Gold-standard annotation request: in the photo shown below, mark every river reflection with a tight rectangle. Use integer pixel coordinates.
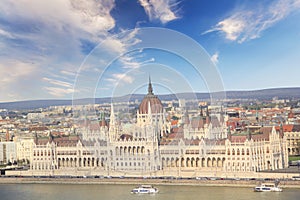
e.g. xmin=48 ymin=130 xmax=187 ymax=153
xmin=0 ymin=184 xmax=299 ymax=200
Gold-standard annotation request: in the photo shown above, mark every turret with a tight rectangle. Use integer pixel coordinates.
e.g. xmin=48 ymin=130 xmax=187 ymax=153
xmin=109 ymin=103 xmax=116 ymax=141
xmin=100 ymin=112 xmax=106 ymax=127
xmin=206 ymin=107 xmax=210 ymax=124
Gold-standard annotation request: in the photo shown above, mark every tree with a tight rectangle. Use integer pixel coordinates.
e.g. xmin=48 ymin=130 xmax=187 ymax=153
xmin=171 ymin=116 xmax=179 ymax=120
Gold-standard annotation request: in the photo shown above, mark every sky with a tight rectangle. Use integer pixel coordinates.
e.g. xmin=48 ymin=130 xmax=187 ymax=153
xmin=0 ymin=0 xmax=300 ymax=102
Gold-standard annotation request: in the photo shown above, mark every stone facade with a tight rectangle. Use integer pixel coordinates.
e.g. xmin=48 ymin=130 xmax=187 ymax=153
xmin=16 ymin=137 xmax=34 ymax=163
xmin=0 ymin=141 xmax=16 ymax=164
xmin=26 ymin=80 xmax=289 ymax=177
xmin=280 ymin=124 xmax=300 ymax=156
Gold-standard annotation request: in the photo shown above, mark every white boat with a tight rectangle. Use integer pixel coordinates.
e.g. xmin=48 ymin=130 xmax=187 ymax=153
xmin=131 ymin=185 xmax=159 ymax=194
xmin=254 ymin=181 xmax=282 ymax=192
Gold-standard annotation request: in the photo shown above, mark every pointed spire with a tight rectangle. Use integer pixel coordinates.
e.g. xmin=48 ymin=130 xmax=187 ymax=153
xmin=110 ymin=103 xmax=115 ymax=125
xmin=206 ymin=106 xmax=210 ymax=124
xmin=184 ymin=109 xmax=190 ymax=124
xmin=200 ymin=106 xmax=203 ymax=117
xmin=206 ymin=106 xmax=209 ymax=117
xmin=100 ymin=112 xmax=106 ymax=127
xmin=109 ymin=103 xmax=116 ymax=142
xmin=227 ymin=126 xmax=232 ymax=141
xmin=279 ymin=122 xmax=284 ymax=138
xmin=49 ymin=132 xmax=54 ymax=142
xmin=148 ymin=75 xmax=154 ymax=95
xmin=5 ymin=129 xmax=10 ymax=141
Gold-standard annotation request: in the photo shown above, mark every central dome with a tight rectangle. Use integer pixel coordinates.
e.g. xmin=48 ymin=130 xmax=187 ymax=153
xmin=138 ymin=77 xmax=163 ymax=114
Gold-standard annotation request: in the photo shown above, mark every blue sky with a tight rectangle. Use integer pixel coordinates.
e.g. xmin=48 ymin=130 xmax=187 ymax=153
xmin=0 ymin=0 xmax=300 ymax=102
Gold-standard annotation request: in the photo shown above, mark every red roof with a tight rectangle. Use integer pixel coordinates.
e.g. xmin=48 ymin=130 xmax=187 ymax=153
xmin=230 ymin=135 xmax=247 ymax=143
xmin=171 ymin=120 xmax=178 ymax=125
xmin=275 ymin=124 xmax=293 ymax=132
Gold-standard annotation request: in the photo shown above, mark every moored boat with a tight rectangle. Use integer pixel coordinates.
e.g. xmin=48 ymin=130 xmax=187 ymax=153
xmin=131 ymin=185 xmax=159 ymax=194
xmin=254 ymin=181 xmax=282 ymax=192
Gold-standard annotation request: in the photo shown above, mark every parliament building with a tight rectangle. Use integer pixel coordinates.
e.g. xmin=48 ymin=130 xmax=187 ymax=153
xmin=25 ymin=79 xmax=289 ymax=178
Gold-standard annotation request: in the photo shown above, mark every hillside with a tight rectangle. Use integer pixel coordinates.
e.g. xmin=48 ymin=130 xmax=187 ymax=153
xmin=0 ymin=87 xmax=299 ymax=110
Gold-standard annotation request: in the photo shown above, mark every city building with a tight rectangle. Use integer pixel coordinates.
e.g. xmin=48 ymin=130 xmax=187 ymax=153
xmin=279 ymin=124 xmax=300 ymax=156
xmin=18 ymin=79 xmax=289 ymax=177
xmin=0 ymin=141 xmax=16 ymax=164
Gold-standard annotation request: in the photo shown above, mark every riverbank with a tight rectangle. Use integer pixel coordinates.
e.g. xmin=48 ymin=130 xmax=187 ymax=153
xmin=1 ymin=177 xmax=300 ymax=188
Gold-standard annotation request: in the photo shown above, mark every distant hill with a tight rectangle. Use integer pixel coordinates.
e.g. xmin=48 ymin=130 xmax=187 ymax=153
xmin=225 ymin=87 xmax=300 ymax=100
xmin=1 ymin=87 xmax=300 ymax=110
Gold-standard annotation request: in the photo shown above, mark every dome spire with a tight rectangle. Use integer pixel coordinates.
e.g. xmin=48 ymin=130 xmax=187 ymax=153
xmin=138 ymin=75 xmax=163 ymax=114
xmin=148 ymin=75 xmax=154 ymax=95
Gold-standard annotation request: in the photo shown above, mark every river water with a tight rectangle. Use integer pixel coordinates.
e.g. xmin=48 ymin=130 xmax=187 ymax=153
xmin=0 ymin=184 xmax=299 ymax=200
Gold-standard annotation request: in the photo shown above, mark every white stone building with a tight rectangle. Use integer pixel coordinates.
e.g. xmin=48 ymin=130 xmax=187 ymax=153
xmin=25 ymin=79 xmax=289 ymax=177
xmin=0 ymin=141 xmax=16 ymax=164
xmin=16 ymin=137 xmax=35 ymax=163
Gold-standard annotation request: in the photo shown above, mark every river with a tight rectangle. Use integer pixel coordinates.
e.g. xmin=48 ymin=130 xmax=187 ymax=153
xmin=0 ymin=184 xmax=299 ymax=200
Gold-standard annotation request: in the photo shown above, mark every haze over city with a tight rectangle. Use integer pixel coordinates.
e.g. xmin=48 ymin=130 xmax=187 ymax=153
xmin=0 ymin=0 xmax=300 ymax=102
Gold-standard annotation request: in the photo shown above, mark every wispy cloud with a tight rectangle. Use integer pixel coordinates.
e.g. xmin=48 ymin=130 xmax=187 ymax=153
xmin=0 ymin=28 xmax=15 ymax=39
xmin=0 ymin=0 xmax=117 ymax=101
xmin=43 ymin=87 xmax=74 ymax=97
xmin=211 ymin=52 xmax=219 ymax=65
xmin=139 ymin=0 xmax=181 ymax=24
xmin=203 ymin=0 xmax=300 ymax=43
xmin=60 ymin=70 xmax=77 ymax=77
xmin=0 ymin=0 xmax=115 ymax=40
xmin=106 ymin=73 xmax=134 ymax=85
xmin=120 ymin=49 xmax=155 ymax=69
xmin=161 ymin=77 xmax=174 ymax=84
xmin=0 ymin=0 xmax=115 ymax=62
xmin=42 ymin=77 xmax=75 ymax=97
xmin=100 ymin=29 xmax=141 ymax=56
xmin=0 ymin=60 xmax=40 ymax=101
xmin=43 ymin=77 xmax=73 ymax=88
xmin=0 ymin=60 xmax=38 ymax=85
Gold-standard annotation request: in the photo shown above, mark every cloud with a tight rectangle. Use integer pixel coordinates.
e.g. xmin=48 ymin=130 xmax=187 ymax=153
xmin=43 ymin=87 xmax=74 ymax=97
xmin=42 ymin=74 xmax=81 ymax=97
xmin=0 ymin=0 xmax=115 ymax=39
xmin=60 ymin=70 xmax=77 ymax=77
xmin=120 ymin=49 xmax=155 ymax=69
xmin=211 ymin=52 xmax=219 ymax=65
xmin=139 ymin=0 xmax=181 ymax=24
xmin=0 ymin=60 xmax=38 ymax=86
xmin=0 ymin=60 xmax=40 ymax=101
xmin=0 ymin=0 xmax=119 ymax=101
xmin=0 ymin=0 xmax=116 ymax=59
xmin=101 ymin=28 xmax=141 ymax=56
xmin=43 ymin=77 xmax=73 ymax=88
xmin=0 ymin=28 xmax=15 ymax=39
xmin=160 ymin=77 xmax=174 ymax=84
xmin=121 ymin=57 xmax=155 ymax=69
xmin=111 ymin=73 xmax=134 ymax=84
xmin=76 ymin=28 xmax=143 ymax=85
xmin=203 ymin=0 xmax=300 ymax=43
